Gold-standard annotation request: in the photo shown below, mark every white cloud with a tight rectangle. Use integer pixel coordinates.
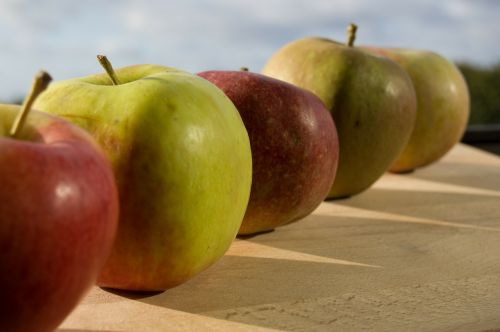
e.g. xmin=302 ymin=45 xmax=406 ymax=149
xmin=0 ymin=0 xmax=499 ymax=101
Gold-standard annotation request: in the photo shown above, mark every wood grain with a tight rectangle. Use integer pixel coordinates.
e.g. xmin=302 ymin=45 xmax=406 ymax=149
xmin=58 ymin=144 xmax=500 ymax=331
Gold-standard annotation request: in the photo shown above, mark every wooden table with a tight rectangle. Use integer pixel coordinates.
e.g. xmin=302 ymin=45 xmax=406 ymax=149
xmin=58 ymin=144 xmax=500 ymax=332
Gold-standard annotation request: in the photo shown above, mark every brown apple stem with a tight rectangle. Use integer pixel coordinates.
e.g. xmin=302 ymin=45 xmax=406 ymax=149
xmin=346 ymin=23 xmax=358 ymax=47
xmin=97 ymin=55 xmax=120 ymax=85
xmin=240 ymin=67 xmax=249 ymax=72
xmin=9 ymin=71 xmax=52 ymax=138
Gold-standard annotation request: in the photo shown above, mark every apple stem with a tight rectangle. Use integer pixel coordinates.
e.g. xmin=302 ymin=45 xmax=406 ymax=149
xmin=240 ymin=67 xmax=249 ymax=72
xmin=346 ymin=23 xmax=358 ymax=47
xmin=97 ymin=55 xmax=120 ymax=85
xmin=9 ymin=71 xmax=52 ymax=138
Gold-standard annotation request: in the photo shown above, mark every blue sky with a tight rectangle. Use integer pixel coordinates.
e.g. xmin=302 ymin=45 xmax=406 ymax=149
xmin=1 ymin=0 xmax=499 ymax=101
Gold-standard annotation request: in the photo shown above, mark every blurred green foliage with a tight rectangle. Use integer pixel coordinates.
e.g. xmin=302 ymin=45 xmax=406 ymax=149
xmin=458 ymin=63 xmax=500 ymax=125
xmin=11 ymin=98 xmax=23 ymax=105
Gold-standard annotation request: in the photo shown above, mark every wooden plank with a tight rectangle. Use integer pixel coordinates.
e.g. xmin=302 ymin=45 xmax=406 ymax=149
xmin=58 ymin=144 xmax=500 ymax=331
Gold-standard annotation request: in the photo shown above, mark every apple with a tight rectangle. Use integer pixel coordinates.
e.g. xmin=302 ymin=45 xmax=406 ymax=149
xmin=0 ymin=72 xmax=119 ymax=332
xmin=33 ymin=57 xmax=252 ymax=291
xmin=198 ymin=70 xmax=339 ymax=235
xmin=262 ymin=24 xmax=417 ymax=198
xmin=362 ymin=47 xmax=470 ymax=173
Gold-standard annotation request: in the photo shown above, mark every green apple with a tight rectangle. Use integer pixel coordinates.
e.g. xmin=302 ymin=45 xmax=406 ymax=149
xmin=262 ymin=24 xmax=417 ymax=198
xmin=363 ymin=47 xmax=470 ymax=172
xmin=33 ymin=57 xmax=252 ymax=291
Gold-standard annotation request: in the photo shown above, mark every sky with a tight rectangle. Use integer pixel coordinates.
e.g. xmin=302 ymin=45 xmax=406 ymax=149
xmin=0 ymin=0 xmax=499 ymax=101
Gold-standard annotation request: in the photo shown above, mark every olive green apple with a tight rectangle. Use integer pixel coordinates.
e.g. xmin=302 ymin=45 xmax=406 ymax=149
xmin=34 ymin=58 xmax=252 ymax=291
xmin=363 ymin=47 xmax=470 ymax=173
xmin=262 ymin=24 xmax=417 ymax=198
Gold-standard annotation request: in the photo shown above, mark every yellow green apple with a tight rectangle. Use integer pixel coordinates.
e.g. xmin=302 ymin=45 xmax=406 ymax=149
xmin=34 ymin=58 xmax=252 ymax=291
xmin=363 ymin=47 xmax=470 ymax=172
xmin=262 ymin=24 xmax=417 ymax=198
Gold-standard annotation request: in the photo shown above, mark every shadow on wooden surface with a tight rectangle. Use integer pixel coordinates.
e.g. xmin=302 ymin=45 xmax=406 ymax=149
xmin=332 ymin=188 xmax=500 ymax=230
xmin=129 ymin=182 xmax=500 ymax=330
xmin=58 ymin=329 xmax=121 ymax=332
xmin=100 ymin=287 xmax=162 ymax=301
xmin=129 ymin=226 xmax=384 ymax=313
xmin=60 ymin=145 xmax=500 ymax=331
xmin=410 ymin=159 xmax=500 ymax=193
xmin=131 ymin=207 xmax=500 ymax=331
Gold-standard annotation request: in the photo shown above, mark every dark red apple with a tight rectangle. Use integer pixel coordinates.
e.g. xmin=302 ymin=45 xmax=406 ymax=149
xmin=198 ymin=70 xmax=339 ymax=235
xmin=0 ymin=72 xmax=119 ymax=332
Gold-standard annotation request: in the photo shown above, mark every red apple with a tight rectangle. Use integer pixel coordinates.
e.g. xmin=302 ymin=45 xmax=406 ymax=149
xmin=198 ymin=70 xmax=339 ymax=235
xmin=0 ymin=72 xmax=119 ymax=332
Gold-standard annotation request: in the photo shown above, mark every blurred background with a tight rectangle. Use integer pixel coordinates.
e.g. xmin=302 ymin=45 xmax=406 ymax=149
xmin=1 ymin=0 xmax=499 ymax=127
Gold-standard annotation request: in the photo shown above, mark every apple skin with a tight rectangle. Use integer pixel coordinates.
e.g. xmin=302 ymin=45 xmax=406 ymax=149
xmin=0 ymin=106 xmax=118 ymax=332
xmin=33 ymin=65 xmax=252 ymax=291
xmin=363 ymin=47 xmax=470 ymax=173
xmin=198 ymin=70 xmax=339 ymax=235
xmin=262 ymin=37 xmax=417 ymax=198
